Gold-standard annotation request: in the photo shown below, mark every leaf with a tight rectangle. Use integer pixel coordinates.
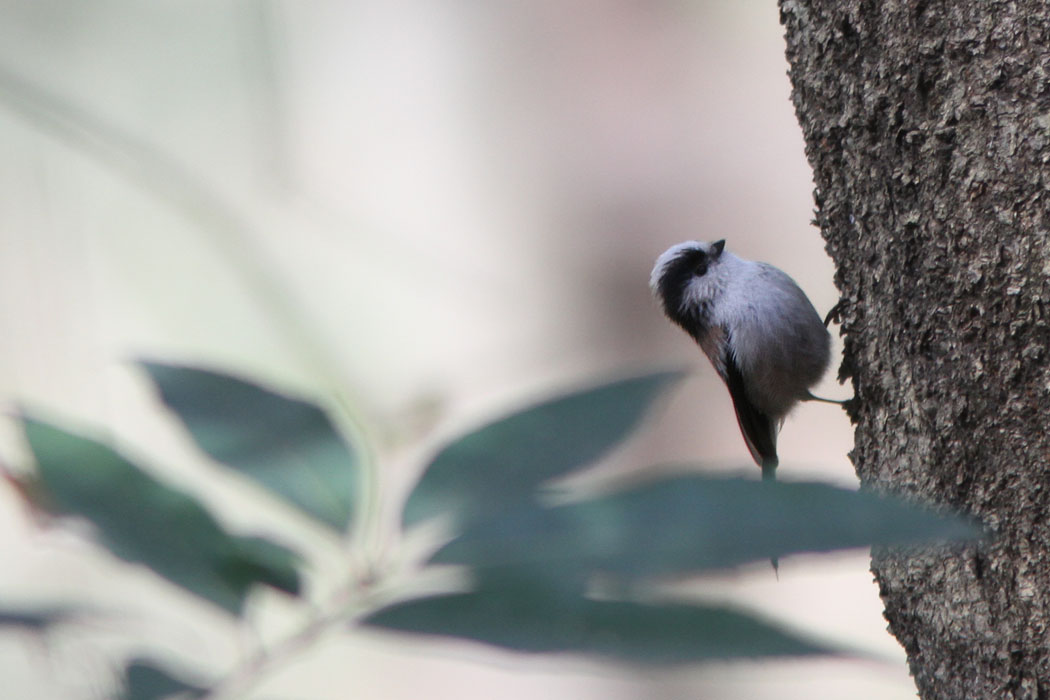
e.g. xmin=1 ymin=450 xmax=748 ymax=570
xmin=122 ymin=658 xmax=207 ymax=700
xmin=402 ymin=371 xmax=683 ymax=527
xmin=224 ymin=535 xmax=302 ymax=596
xmin=141 ymin=362 xmax=358 ymax=532
xmin=23 ymin=419 xmax=301 ymax=614
xmin=430 ymin=475 xmax=982 ymax=576
xmin=364 ymin=577 xmax=833 ymax=664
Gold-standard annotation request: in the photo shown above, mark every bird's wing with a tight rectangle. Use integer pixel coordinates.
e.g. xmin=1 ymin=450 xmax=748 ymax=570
xmin=722 ymin=346 xmax=779 ymax=479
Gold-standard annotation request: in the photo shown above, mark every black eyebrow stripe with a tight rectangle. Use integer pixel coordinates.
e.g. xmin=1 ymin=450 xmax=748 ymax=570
xmin=656 ymin=249 xmax=707 ymax=320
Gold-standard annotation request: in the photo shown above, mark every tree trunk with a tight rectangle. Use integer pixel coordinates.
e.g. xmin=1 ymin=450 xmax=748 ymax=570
xmin=779 ymin=1 xmax=1050 ymax=698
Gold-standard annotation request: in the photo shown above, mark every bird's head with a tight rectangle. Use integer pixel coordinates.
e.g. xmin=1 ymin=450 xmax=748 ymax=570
xmin=649 ymin=239 xmax=728 ymax=330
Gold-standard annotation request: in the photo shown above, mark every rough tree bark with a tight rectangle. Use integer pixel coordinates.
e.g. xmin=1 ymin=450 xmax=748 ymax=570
xmin=779 ymin=1 xmax=1050 ymax=698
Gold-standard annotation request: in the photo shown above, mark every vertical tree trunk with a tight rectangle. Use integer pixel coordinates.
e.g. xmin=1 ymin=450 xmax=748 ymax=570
xmin=779 ymin=1 xmax=1050 ymax=698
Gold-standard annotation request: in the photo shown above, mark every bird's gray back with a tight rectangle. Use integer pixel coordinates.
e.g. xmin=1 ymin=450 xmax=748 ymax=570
xmin=714 ymin=260 xmax=831 ymax=416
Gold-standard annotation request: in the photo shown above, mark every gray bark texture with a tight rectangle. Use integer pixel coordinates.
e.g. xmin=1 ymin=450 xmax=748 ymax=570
xmin=779 ymin=1 xmax=1050 ymax=698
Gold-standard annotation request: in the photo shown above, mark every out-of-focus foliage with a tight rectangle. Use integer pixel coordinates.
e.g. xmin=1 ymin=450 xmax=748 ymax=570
xmin=24 ymin=418 xmax=302 ymax=615
xmin=142 ymin=361 xmax=359 ymax=532
xmin=120 ymin=658 xmax=207 ymax=700
xmin=363 ymin=574 xmax=834 ymax=663
xmin=429 ymin=475 xmax=978 ymax=576
xmin=402 ymin=371 xmax=683 ymax=527
xmin=11 ymin=366 xmax=980 ymax=696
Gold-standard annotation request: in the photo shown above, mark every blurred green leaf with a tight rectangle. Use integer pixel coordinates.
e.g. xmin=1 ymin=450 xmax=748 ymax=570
xmin=403 ymin=371 xmax=683 ymax=527
xmin=431 ymin=475 xmax=982 ymax=576
xmin=23 ymin=419 xmax=301 ymax=615
xmin=364 ymin=576 xmax=832 ymax=663
xmin=224 ymin=534 xmax=302 ymax=596
xmin=141 ymin=362 xmax=358 ymax=532
xmin=122 ymin=658 xmax=206 ymax=700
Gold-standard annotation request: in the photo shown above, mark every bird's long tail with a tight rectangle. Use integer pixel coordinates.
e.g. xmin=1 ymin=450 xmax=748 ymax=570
xmin=761 ymin=457 xmax=778 ymax=482
xmin=762 ymin=457 xmax=779 ymax=575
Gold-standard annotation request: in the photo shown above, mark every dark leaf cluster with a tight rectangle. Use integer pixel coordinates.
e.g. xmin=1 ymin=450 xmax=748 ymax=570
xmin=9 ymin=364 xmax=980 ymax=696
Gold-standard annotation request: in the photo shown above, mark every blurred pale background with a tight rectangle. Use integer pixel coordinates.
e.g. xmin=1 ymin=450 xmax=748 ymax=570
xmin=0 ymin=2 xmax=915 ymax=698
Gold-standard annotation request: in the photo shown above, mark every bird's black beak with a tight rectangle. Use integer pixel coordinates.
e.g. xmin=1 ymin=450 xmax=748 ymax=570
xmin=710 ymin=239 xmax=726 ymax=258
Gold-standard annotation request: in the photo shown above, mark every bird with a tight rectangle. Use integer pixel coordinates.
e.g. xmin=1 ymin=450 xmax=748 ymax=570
xmin=650 ymin=239 xmax=836 ymax=481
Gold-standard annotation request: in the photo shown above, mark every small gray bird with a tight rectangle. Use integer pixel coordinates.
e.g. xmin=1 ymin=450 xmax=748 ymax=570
xmin=650 ymin=239 xmax=833 ymax=480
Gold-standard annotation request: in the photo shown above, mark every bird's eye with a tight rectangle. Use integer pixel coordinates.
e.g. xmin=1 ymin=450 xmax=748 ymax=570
xmin=693 ymin=261 xmax=708 ymax=277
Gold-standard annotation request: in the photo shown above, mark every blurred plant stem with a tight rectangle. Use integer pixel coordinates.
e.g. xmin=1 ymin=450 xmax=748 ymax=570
xmin=202 ymin=605 xmax=347 ymax=700
xmin=202 ymin=561 xmax=413 ymax=699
